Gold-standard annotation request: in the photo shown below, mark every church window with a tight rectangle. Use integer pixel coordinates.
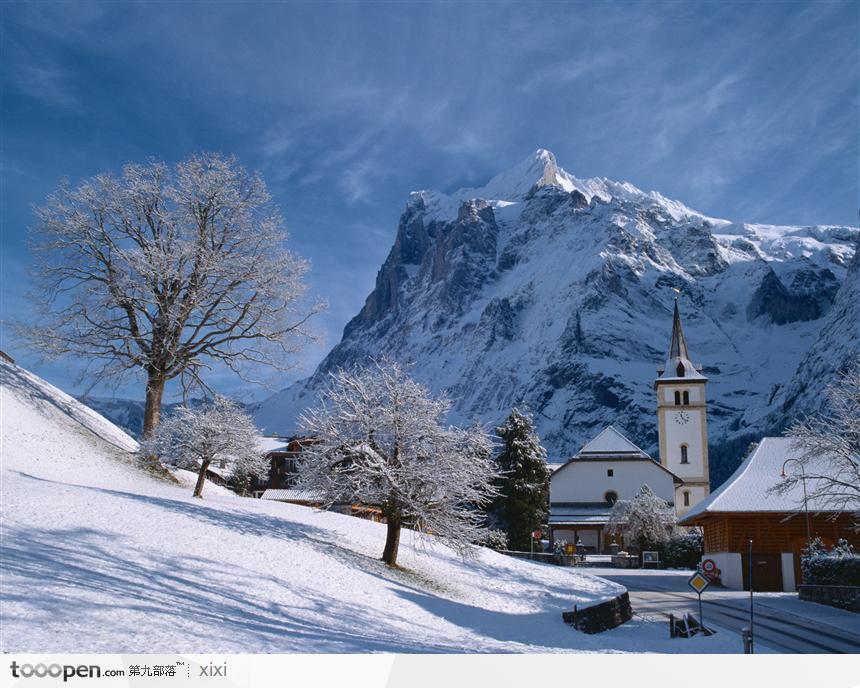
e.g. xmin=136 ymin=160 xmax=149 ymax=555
xmin=683 ymin=490 xmax=690 ymax=506
xmin=676 ymin=361 xmax=686 ymax=377
xmin=674 ymin=391 xmax=681 ymax=405
xmin=680 ymin=445 xmax=689 ymax=464
xmin=683 ymin=391 xmax=690 ymax=405
xmin=604 ymin=491 xmax=618 ymax=505
xmin=607 ymin=469 xmax=614 ymax=477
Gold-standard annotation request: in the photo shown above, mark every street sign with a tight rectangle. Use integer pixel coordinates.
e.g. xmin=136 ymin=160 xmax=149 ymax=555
xmin=532 ymin=530 xmax=542 ymax=540
xmin=702 ymin=559 xmax=717 ymax=574
xmin=688 ymin=571 xmax=710 ymax=594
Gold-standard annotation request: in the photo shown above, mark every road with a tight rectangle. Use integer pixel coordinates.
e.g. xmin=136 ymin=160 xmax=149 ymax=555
xmin=591 ymin=568 xmax=860 ymax=654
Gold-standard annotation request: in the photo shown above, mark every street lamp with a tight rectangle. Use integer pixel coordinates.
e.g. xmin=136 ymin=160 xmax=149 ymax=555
xmin=780 ymin=457 xmax=812 ymax=553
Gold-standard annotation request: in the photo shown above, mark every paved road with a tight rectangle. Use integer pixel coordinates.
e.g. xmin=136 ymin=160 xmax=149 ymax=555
xmin=592 ymin=568 xmax=860 ymax=654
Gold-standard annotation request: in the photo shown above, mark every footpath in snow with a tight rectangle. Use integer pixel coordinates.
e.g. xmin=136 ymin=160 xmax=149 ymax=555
xmin=1 ymin=359 xmax=732 ymax=653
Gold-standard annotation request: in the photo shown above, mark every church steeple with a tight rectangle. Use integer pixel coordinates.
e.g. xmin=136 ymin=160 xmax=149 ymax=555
xmin=668 ymin=299 xmax=690 ymax=361
xmin=655 ymin=297 xmax=710 ymax=516
xmin=658 ymin=298 xmax=706 ymax=382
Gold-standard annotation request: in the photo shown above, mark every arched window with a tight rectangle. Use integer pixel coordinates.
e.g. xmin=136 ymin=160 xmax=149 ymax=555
xmin=683 ymin=490 xmax=690 ymax=507
xmin=680 ymin=445 xmax=689 ymax=464
xmin=604 ymin=490 xmax=618 ymax=505
xmin=674 ymin=391 xmax=681 ymax=405
xmin=683 ymin=391 xmax=690 ymax=405
xmin=676 ymin=361 xmax=686 ymax=377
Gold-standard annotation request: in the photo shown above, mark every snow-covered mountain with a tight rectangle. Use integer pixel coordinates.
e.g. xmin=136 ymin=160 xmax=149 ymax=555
xmin=253 ymin=150 xmax=857 ymax=481
xmin=771 ymin=235 xmax=860 ymax=422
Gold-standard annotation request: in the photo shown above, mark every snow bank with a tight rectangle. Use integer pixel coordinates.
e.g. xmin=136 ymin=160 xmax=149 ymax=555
xmin=1 ymin=359 xmax=724 ymax=653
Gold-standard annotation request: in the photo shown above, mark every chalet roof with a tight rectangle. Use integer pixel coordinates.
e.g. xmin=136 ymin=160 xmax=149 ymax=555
xmin=576 ymin=426 xmax=649 ymax=458
xmin=679 ymin=437 xmax=844 ymax=524
xmin=260 ymin=488 xmax=324 ymax=503
xmin=256 ymin=436 xmax=291 ymax=454
xmin=656 ymin=300 xmax=706 ymax=383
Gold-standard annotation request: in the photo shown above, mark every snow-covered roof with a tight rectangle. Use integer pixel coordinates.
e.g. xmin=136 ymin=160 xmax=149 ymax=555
xmin=549 ymin=504 xmax=613 ymax=526
xmin=680 ymin=436 xmax=842 ymax=523
xmin=576 ymin=426 xmax=650 ymax=458
xmin=260 ymin=488 xmax=324 ymax=503
xmin=256 ymin=436 xmax=291 ymax=454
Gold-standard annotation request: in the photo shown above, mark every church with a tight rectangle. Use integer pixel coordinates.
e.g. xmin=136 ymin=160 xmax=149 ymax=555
xmin=548 ymin=300 xmax=711 ymax=552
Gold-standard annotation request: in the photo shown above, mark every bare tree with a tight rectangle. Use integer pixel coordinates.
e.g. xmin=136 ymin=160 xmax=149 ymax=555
xmin=142 ymin=396 xmax=268 ymax=498
xmin=24 ymin=152 xmax=323 ymax=438
xmin=297 ymin=360 xmax=498 ymax=567
xmin=774 ymin=364 xmax=860 ymax=526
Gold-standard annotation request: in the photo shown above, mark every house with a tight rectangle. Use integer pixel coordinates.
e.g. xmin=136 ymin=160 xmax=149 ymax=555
xmin=678 ymin=437 xmax=857 ymax=591
xmin=549 ymin=426 xmax=681 ymax=553
xmin=250 ymin=435 xmax=317 ymax=498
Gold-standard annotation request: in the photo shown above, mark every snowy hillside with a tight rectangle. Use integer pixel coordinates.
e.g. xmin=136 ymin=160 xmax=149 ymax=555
xmin=253 ymin=150 xmax=857 ymax=482
xmin=0 ymin=358 xmax=725 ymax=653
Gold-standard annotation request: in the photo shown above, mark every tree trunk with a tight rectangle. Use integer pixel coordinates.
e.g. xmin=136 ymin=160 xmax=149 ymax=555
xmin=143 ymin=371 xmax=166 ymax=439
xmin=193 ymin=459 xmax=211 ymax=498
xmin=382 ymin=506 xmax=402 ymax=567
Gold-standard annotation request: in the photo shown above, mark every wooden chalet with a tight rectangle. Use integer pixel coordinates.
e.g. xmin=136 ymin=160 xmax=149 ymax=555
xmin=679 ymin=437 xmax=856 ymax=591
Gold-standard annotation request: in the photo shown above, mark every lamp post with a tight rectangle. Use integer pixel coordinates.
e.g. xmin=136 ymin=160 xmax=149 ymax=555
xmin=780 ymin=457 xmax=812 ymax=553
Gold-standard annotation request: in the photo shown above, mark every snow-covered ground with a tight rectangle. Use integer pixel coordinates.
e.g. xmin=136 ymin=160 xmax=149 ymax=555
xmin=2 ymin=359 xmax=733 ymax=653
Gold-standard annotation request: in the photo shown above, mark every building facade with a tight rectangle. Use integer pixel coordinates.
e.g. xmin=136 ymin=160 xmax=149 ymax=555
xmin=549 ymin=426 xmax=681 ymax=553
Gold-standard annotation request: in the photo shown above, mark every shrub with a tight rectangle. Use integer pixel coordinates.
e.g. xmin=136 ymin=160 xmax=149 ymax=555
xmin=662 ymin=530 xmax=704 ymax=569
xmin=801 ymin=539 xmax=860 ymax=586
xmin=485 ymin=529 xmax=510 ymax=552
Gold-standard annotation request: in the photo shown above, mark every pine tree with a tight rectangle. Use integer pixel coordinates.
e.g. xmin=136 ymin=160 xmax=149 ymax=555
xmin=491 ymin=409 xmax=550 ymax=551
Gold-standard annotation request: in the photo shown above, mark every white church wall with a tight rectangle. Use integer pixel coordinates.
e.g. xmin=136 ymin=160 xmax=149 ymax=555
xmin=662 ymin=409 xmax=706 ymax=480
xmin=675 ymin=485 xmax=708 ymax=516
xmin=550 ymin=460 xmax=675 ymax=505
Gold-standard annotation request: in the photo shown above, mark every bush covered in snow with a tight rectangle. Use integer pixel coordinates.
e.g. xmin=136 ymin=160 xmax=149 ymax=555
xmin=661 ymin=529 xmax=704 ymax=569
xmin=801 ymin=538 xmax=860 ymax=586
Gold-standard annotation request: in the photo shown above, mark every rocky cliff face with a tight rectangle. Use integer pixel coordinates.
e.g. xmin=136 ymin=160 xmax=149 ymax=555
xmin=253 ymin=150 xmax=857 ymax=481
xmin=771 ymin=237 xmax=860 ymax=423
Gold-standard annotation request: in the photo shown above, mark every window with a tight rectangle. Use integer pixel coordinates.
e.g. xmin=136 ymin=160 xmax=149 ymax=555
xmin=674 ymin=391 xmax=681 ymax=405
xmin=604 ymin=491 xmax=618 ymax=505
xmin=607 ymin=469 xmax=614 ymax=477
xmin=683 ymin=490 xmax=690 ymax=507
xmin=676 ymin=361 xmax=686 ymax=377
xmin=683 ymin=390 xmax=690 ymax=405
xmin=680 ymin=445 xmax=689 ymax=464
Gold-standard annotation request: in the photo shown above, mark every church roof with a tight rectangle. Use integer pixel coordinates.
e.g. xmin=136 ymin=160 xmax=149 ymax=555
xmin=656 ymin=299 xmax=706 ymax=382
xmin=576 ymin=425 xmax=650 ymax=458
xmin=679 ymin=437 xmax=844 ymax=523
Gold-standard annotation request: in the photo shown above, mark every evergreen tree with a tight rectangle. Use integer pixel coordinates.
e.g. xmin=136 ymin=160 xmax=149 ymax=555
xmin=491 ymin=409 xmax=550 ymax=551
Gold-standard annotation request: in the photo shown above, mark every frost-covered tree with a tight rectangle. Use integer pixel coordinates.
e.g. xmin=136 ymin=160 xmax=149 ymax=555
xmin=773 ymin=364 xmax=860 ymax=528
xmin=142 ymin=396 xmax=268 ymax=498
xmin=490 ymin=409 xmax=549 ymax=551
xmin=24 ymin=152 xmax=323 ymax=439
xmin=604 ymin=485 xmax=677 ymax=553
xmin=296 ymin=360 xmax=498 ymax=567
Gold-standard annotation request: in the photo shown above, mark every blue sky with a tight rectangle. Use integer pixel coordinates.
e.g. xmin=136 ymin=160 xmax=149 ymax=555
xmin=1 ymin=1 xmax=857 ymax=402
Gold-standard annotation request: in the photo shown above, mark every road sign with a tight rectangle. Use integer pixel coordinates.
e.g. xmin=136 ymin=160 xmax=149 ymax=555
xmin=688 ymin=571 xmax=710 ymax=594
xmin=532 ymin=530 xmax=542 ymax=540
xmin=702 ymin=559 xmax=717 ymax=574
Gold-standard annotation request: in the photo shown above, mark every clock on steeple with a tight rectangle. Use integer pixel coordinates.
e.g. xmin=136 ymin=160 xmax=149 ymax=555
xmin=654 ymin=298 xmax=711 ymax=516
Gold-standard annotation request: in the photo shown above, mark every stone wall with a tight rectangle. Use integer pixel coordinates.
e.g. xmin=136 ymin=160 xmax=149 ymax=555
xmin=798 ymin=585 xmax=860 ymax=613
xmin=562 ymin=592 xmax=633 ymax=633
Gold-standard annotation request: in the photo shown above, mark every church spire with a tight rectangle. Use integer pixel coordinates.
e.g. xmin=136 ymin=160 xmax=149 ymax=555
xmin=667 ymin=298 xmax=690 ymax=361
xmin=657 ymin=297 xmax=705 ymax=380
